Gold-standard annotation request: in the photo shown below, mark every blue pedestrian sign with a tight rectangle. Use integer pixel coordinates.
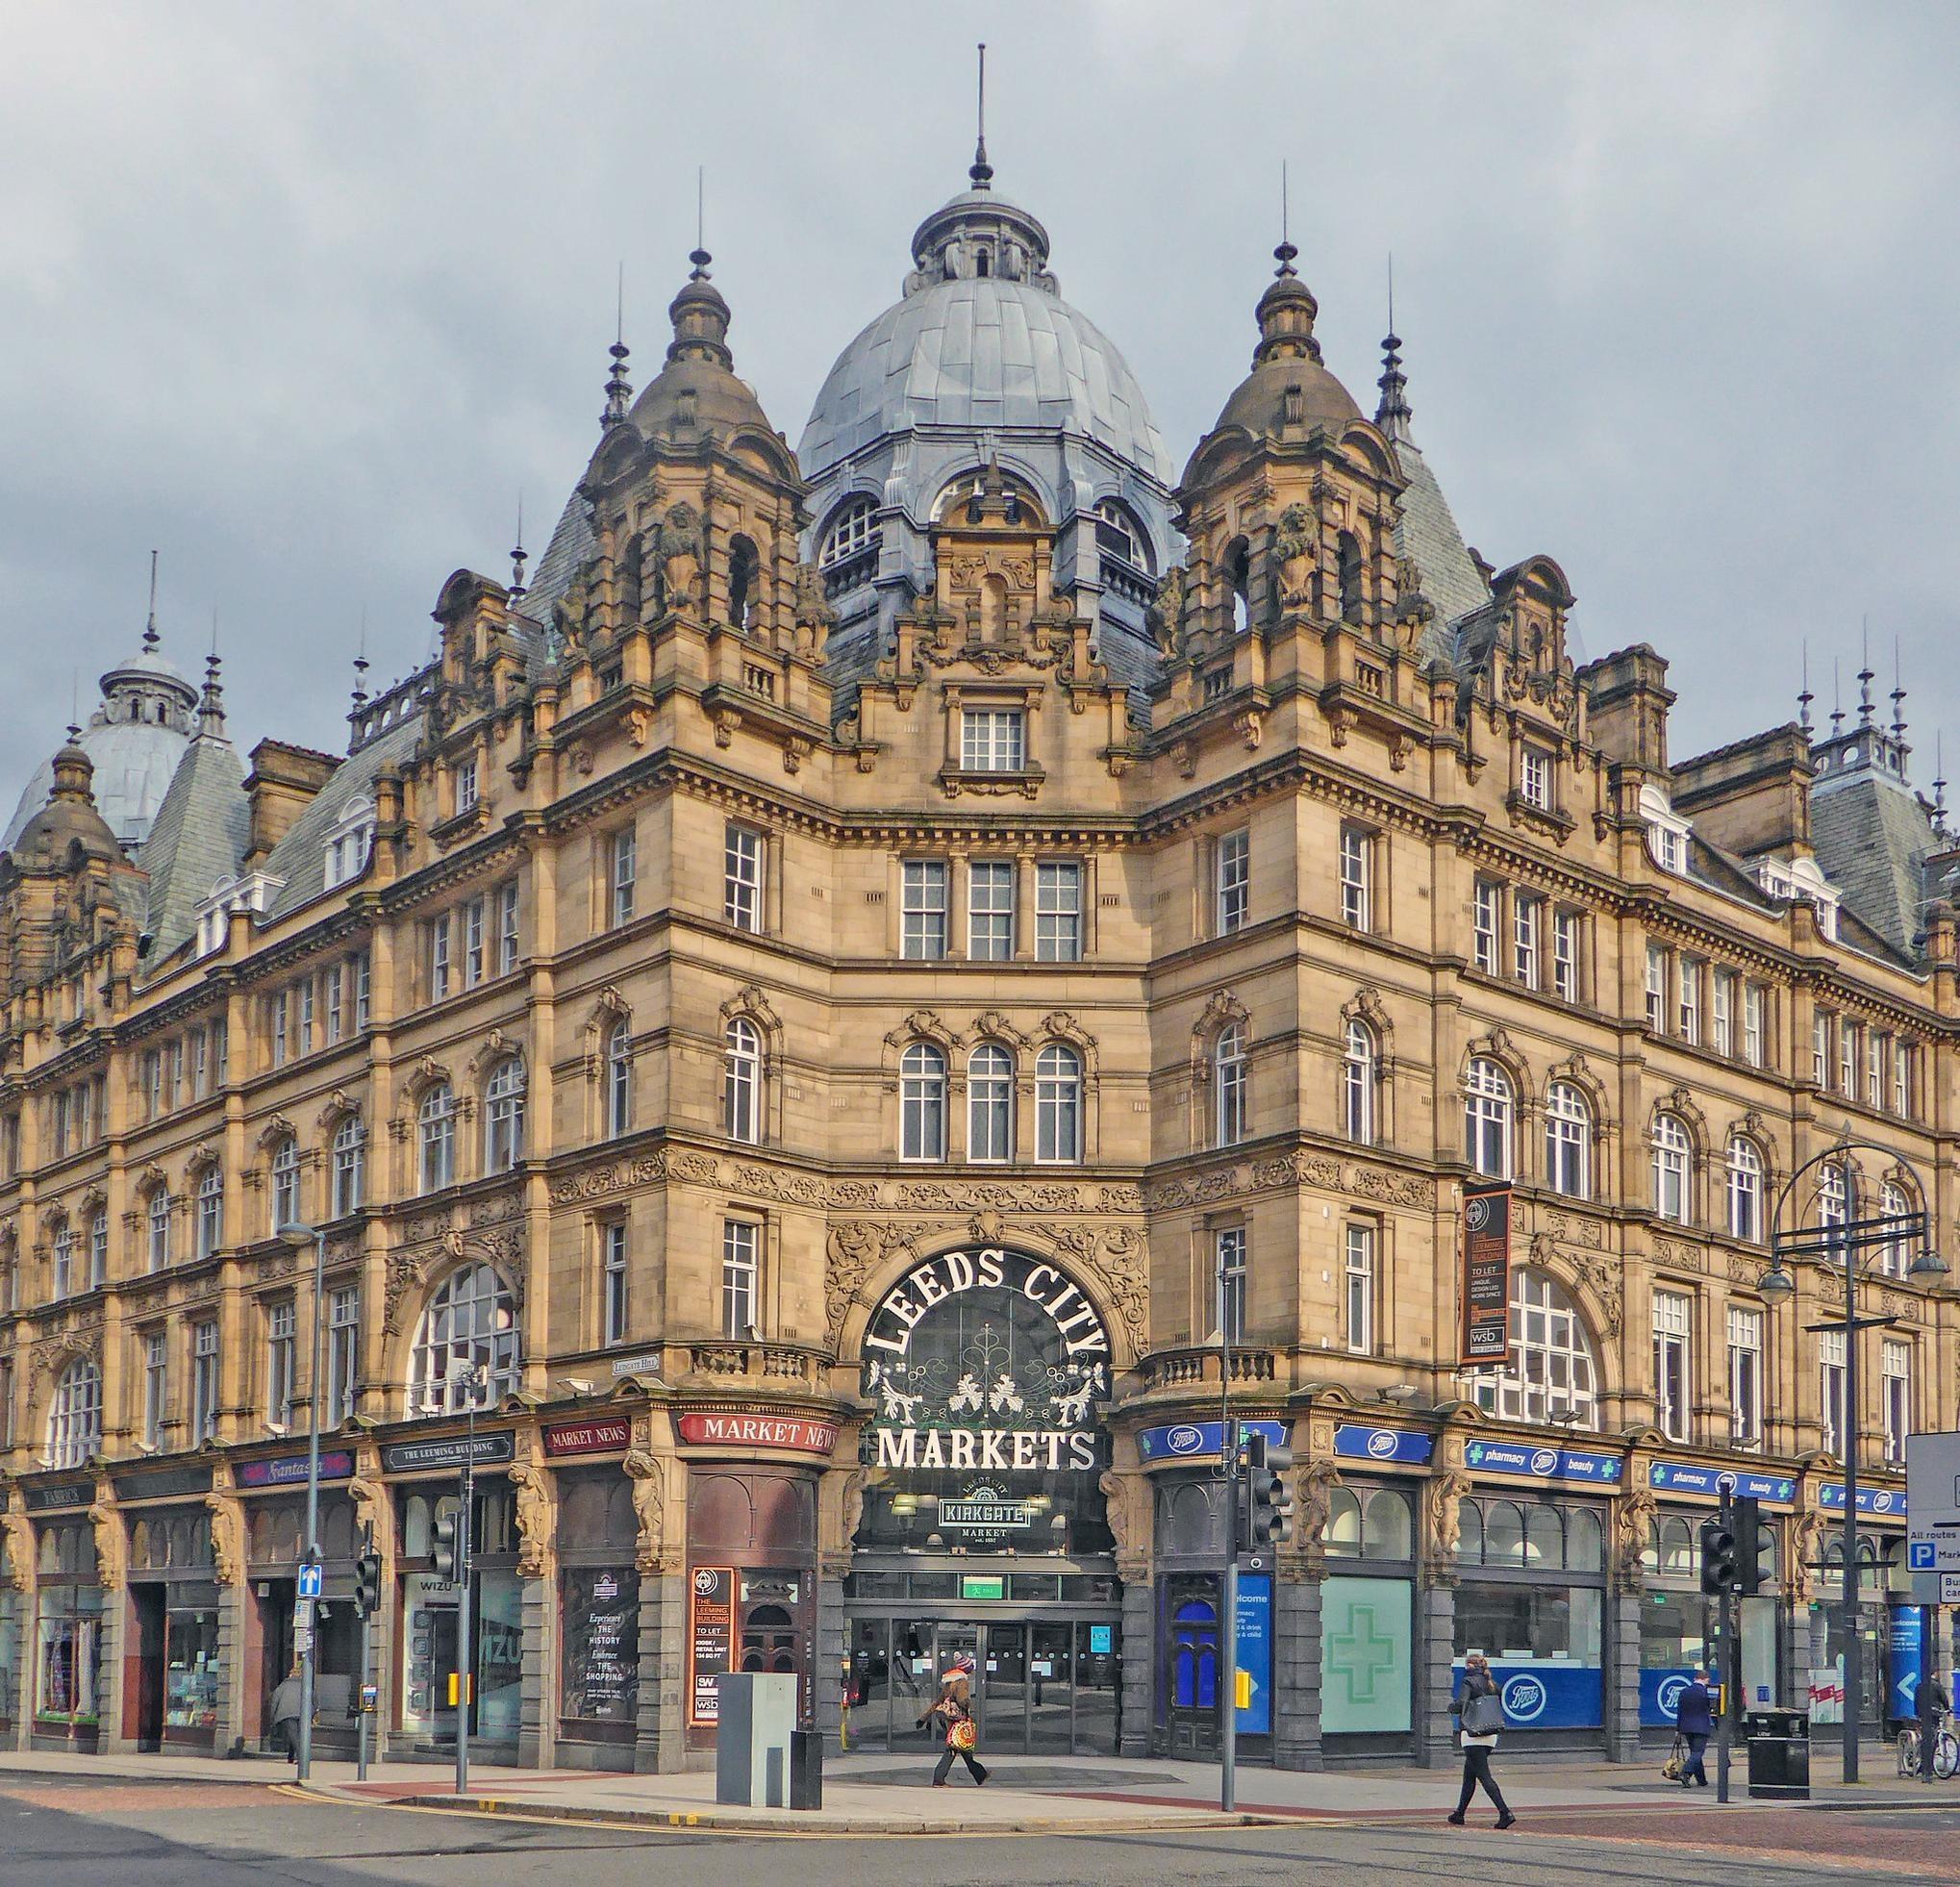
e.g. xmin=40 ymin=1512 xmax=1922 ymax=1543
xmin=296 ymin=1562 xmax=324 ymax=1598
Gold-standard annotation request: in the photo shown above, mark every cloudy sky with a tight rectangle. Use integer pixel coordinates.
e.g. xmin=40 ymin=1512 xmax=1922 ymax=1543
xmin=5 ymin=1 xmax=1958 ymax=810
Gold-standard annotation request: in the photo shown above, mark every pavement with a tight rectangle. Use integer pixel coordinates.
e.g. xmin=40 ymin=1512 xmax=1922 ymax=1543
xmin=0 ymin=1738 xmax=1943 ymax=1836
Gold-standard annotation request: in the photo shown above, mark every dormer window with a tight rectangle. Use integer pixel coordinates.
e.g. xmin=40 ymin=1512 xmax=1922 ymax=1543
xmin=1638 ymin=784 xmax=1690 ymax=875
xmin=322 ymin=795 xmax=375 ymax=893
xmin=1520 ymin=746 xmax=1552 ymax=811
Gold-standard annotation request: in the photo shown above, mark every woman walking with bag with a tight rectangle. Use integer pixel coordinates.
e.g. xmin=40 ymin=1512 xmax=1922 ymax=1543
xmin=918 ymin=1656 xmax=989 ymax=1787
xmin=1447 ymin=1653 xmax=1516 ymax=1828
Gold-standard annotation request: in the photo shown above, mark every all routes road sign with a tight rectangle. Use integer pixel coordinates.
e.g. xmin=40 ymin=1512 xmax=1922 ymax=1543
xmin=1906 ymin=1433 xmax=1960 ymax=1581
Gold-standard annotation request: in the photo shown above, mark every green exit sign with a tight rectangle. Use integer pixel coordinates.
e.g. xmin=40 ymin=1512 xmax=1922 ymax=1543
xmin=960 ymin=1575 xmax=1005 ymax=1600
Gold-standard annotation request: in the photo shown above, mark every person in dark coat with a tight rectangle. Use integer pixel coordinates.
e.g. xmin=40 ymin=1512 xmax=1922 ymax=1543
xmin=1673 ymin=1669 xmax=1716 ymax=1786
xmin=1918 ymin=1669 xmax=1951 ymax=1775
xmin=268 ymin=1663 xmax=305 ymax=1763
xmin=1446 ymin=1654 xmax=1516 ymax=1828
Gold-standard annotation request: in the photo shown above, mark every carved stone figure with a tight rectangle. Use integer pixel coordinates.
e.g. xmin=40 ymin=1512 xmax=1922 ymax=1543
xmin=623 ymin=1443 xmax=666 ymax=1575
xmin=793 ymin=564 xmax=836 ymax=660
xmin=205 ymin=1496 xmax=241 ymax=1587
xmin=1295 ymin=1457 xmax=1344 ymax=1564
xmin=1272 ymin=504 xmax=1316 ymax=607
xmin=657 ymin=502 xmax=702 ymax=611
xmin=1424 ymin=1468 xmax=1474 ymax=1576
xmin=88 ymin=1497 xmax=121 ymax=1589
xmin=0 ymin=1507 xmax=33 ymax=1587
xmin=1614 ymin=1484 xmax=1658 ymax=1595
xmin=1145 ymin=565 xmax=1187 ymax=657
xmin=510 ymin=1457 xmax=552 ymax=1579
xmin=1098 ymin=1469 xmax=1146 ymax=1575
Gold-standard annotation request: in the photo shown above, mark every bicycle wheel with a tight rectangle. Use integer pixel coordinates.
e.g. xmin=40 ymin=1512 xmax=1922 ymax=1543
xmin=1899 ymin=1729 xmax=1921 ymax=1776
xmin=1934 ymin=1732 xmax=1958 ymax=1779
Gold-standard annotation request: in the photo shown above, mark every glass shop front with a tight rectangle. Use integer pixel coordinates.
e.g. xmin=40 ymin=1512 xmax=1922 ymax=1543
xmin=843 ymin=1246 xmax=1122 ymax=1756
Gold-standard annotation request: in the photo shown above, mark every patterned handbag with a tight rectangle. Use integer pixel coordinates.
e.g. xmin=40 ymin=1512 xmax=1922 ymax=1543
xmin=947 ymin=1717 xmax=978 ymax=1751
xmin=1662 ymin=1732 xmax=1685 ymax=1781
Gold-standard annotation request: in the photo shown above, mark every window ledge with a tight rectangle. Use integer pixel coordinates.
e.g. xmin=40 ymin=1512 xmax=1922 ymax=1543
xmin=936 ymin=764 xmax=1045 ymax=801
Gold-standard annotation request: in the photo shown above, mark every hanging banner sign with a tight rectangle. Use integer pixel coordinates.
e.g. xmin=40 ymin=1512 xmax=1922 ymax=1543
xmin=688 ymin=1565 xmax=736 ymax=1725
xmin=1459 ymin=1184 xmax=1512 ymax=1366
xmin=861 ymin=1246 xmax=1111 ymax=1475
xmin=1820 ymin=1482 xmax=1906 ymax=1516
xmin=676 ymin=1412 xmax=838 ymax=1455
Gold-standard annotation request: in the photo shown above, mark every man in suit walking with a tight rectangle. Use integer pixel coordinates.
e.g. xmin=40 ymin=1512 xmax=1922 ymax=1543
xmin=1674 ymin=1668 xmax=1716 ymax=1786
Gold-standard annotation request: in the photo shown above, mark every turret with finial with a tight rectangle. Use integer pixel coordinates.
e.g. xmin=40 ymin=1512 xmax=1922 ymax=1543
xmin=143 ymin=549 xmax=161 ymax=653
xmin=509 ymin=495 xmax=528 ymax=609
xmin=1798 ymin=642 xmax=1814 ymax=734
xmin=602 ymin=263 xmax=632 ymax=429
xmin=1375 ymin=254 xmax=1412 ymax=443
xmin=969 ymin=42 xmax=993 ymax=189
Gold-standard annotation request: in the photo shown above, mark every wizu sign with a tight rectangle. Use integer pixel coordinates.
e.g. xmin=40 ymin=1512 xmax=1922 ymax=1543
xmin=860 ymin=1247 xmax=1111 ymax=1474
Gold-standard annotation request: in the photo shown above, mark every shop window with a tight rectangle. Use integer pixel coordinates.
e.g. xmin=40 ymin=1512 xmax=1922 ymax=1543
xmin=1525 ymin=1505 xmax=1564 ymax=1567
xmin=1456 ymin=1498 xmax=1483 ymax=1563
xmin=1485 ymin=1500 xmax=1526 ymax=1567
xmin=1325 ymin=1487 xmax=1363 ymax=1558
xmin=1362 ymin=1489 xmax=1413 ymax=1559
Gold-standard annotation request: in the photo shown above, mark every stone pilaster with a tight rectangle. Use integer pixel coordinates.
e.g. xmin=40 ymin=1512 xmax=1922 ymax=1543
xmin=1118 ymin=1576 xmax=1152 ymax=1758
xmin=1271 ymin=1569 xmax=1321 ymax=1770
xmin=1416 ymin=1578 xmax=1457 ymax=1767
xmin=815 ymin=1560 xmax=846 ymax=1751
xmin=517 ymin=1573 xmax=551 ymax=1769
xmin=633 ymin=1570 xmax=688 ymax=1773
xmin=95 ymin=1580 xmax=127 ymax=1750
xmin=1605 ymin=1588 xmax=1643 ymax=1760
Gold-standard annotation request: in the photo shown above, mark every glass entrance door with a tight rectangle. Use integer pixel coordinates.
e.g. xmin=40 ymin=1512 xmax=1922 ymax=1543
xmin=1027 ymin=1623 xmax=1073 ymax=1752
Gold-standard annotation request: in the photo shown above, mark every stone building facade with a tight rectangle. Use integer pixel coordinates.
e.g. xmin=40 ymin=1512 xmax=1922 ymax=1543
xmin=1 ymin=148 xmax=1955 ymax=1773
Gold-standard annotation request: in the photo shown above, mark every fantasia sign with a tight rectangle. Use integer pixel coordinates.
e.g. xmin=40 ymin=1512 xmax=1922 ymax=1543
xmin=860 ymin=1247 xmax=1110 ymax=1475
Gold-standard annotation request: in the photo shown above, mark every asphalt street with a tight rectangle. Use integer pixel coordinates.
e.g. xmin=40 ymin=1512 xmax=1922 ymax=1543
xmin=5 ymin=1773 xmax=1958 ymax=1886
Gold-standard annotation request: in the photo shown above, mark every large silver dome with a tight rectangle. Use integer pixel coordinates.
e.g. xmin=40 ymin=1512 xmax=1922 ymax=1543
xmin=798 ymin=188 xmax=1170 ymax=486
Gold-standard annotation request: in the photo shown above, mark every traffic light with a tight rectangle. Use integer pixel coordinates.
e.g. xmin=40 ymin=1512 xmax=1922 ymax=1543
xmin=432 ymin=1511 xmax=460 ymax=1583
xmin=1244 ymin=1433 xmax=1296 ymax=1548
xmin=1732 ymin=1497 xmax=1762 ymax=1596
xmin=1699 ymin=1515 xmax=1738 ymax=1596
xmin=353 ymin=1551 xmax=383 ymax=1619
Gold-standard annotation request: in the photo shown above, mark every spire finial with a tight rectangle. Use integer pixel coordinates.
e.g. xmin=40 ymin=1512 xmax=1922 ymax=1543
xmin=1936 ymin=732 xmax=1947 ymax=833
xmin=352 ymin=604 xmax=370 ymax=713
xmin=1858 ymin=616 xmax=1875 ymax=726
xmin=1892 ymin=634 xmax=1907 ymax=742
xmin=198 ymin=619 xmax=226 ymax=738
xmin=602 ymin=262 xmax=633 ymax=428
xmin=144 ymin=548 xmax=160 ymax=651
xmin=689 ymin=168 xmax=711 ymax=280
xmin=969 ymin=42 xmax=993 ymax=189
xmin=1830 ymin=656 xmax=1845 ymax=736
xmin=1798 ymin=640 xmax=1814 ymax=732
xmin=1273 ymin=159 xmax=1297 ymax=277
xmin=510 ymin=492 xmax=528 ymax=605
xmin=1375 ymin=253 xmax=1413 ymax=442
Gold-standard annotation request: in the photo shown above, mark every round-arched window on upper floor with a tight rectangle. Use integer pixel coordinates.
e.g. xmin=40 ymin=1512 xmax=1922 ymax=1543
xmin=408 ymin=1261 xmax=520 ymax=1415
xmin=1093 ymin=497 xmax=1155 ymax=574
xmin=47 ymin=1356 xmax=102 ymax=1469
xmin=1472 ymin=1267 xmax=1601 ymax=1429
xmin=817 ymin=496 xmax=878 ymax=573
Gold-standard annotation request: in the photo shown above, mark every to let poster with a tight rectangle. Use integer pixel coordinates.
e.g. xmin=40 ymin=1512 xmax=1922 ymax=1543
xmin=1460 ymin=1183 xmax=1512 ymax=1366
xmin=689 ymin=1565 xmax=735 ymax=1725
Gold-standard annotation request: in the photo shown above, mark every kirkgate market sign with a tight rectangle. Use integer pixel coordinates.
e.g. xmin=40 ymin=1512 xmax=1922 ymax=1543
xmin=861 ymin=1247 xmax=1111 ymax=1474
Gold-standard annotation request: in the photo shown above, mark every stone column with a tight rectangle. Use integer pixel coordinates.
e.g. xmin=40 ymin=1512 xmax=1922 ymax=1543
xmin=1416 ymin=1577 xmax=1457 ymax=1767
xmin=518 ymin=1575 xmax=551 ymax=1769
xmin=90 ymin=1490 xmax=129 ymax=1752
xmin=1118 ymin=1575 xmax=1152 ymax=1759
xmin=1605 ymin=1588 xmax=1644 ymax=1760
xmin=816 ymin=1555 xmax=847 ymax=1753
xmin=633 ymin=1569 xmax=688 ymax=1773
xmin=206 ymin=1472 xmax=250 ymax=1753
xmin=1272 ymin=1566 xmax=1321 ymax=1770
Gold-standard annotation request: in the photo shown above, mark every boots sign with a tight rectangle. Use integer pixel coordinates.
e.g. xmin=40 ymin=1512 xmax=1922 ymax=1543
xmin=861 ymin=1247 xmax=1110 ymax=1475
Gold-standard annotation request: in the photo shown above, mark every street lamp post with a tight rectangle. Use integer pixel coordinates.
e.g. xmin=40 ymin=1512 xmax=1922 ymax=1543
xmin=277 ymin=1220 xmax=329 ymax=1784
xmin=1757 ymin=1140 xmax=1947 ymax=1788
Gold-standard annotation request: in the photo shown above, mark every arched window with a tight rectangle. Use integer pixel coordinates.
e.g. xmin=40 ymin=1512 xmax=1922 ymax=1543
xmin=817 ymin=495 xmax=878 ymax=579
xmin=408 ymin=1262 xmax=520 ymax=1414
xmin=146 ymin=1189 xmax=172 ymax=1271
xmin=1035 ymin=1044 xmax=1083 ymax=1164
xmin=269 ymin=1136 xmax=300 ymax=1236
xmin=606 ymin=1021 xmax=633 ymax=1139
xmin=1343 ymin=1020 xmax=1377 ymax=1145
xmin=418 ymin=1084 xmax=456 ymax=1194
xmin=727 ymin=534 xmax=759 ymax=634
xmin=899 ymin=1042 xmax=947 ymax=1162
xmin=1463 ymin=1058 xmax=1513 ymax=1179
xmin=46 ymin=1357 xmax=102 ymax=1469
xmin=1337 ymin=530 xmax=1364 ymax=623
xmin=1726 ymin=1137 xmax=1764 ymax=1243
xmin=1817 ymin=1159 xmax=1850 ymax=1233
xmin=50 ymin=1218 xmax=73 ymax=1298
xmin=1545 ymin=1082 xmax=1591 ymax=1197
xmin=1225 ymin=539 xmax=1251 ymax=634
xmin=332 ymin=1117 xmax=365 ymax=1219
xmin=483 ymin=1057 xmax=526 ymax=1173
xmin=88 ymin=1205 xmax=107 ymax=1289
xmin=1093 ymin=497 xmax=1155 ymax=573
xmin=196 ymin=1165 xmax=225 ymax=1258
xmin=1325 ymin=1487 xmax=1363 ymax=1558
xmin=1473 ymin=1267 xmax=1601 ymax=1428
xmin=1362 ymin=1489 xmax=1414 ymax=1559
xmin=1877 ymin=1179 xmax=1912 ymax=1276
xmin=1216 ymin=1023 xmax=1248 ymax=1146
xmin=722 ymin=1019 xmax=762 ymax=1145
xmin=967 ymin=1044 xmax=1015 ymax=1164
xmin=1651 ymin=1112 xmax=1692 ymax=1223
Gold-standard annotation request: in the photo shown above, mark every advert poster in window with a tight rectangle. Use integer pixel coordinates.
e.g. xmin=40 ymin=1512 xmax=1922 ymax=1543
xmin=688 ymin=1565 xmax=735 ymax=1725
xmin=1460 ymin=1182 xmax=1512 ymax=1367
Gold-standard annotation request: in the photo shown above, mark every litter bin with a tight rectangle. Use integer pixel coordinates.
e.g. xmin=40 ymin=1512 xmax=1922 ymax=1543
xmin=789 ymin=1728 xmax=823 ymax=1810
xmin=1744 ymin=1705 xmax=1810 ymax=1799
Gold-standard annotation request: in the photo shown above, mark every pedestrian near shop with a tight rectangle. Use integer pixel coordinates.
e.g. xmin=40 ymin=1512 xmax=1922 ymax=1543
xmin=268 ymin=1662 xmax=305 ymax=1764
xmin=1674 ymin=1669 xmax=1715 ymax=1787
xmin=1918 ymin=1667 xmax=1950 ymax=1776
xmin=1447 ymin=1654 xmax=1516 ymax=1828
xmin=918 ymin=1658 xmax=989 ymax=1788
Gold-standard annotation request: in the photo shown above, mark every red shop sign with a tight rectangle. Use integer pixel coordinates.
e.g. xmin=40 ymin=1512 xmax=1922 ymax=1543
xmin=541 ymin=1416 xmax=634 ymax=1458
xmin=676 ymin=1411 xmax=839 ymax=1455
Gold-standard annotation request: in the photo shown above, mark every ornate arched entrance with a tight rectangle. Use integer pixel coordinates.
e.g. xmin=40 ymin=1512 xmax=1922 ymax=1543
xmin=842 ymin=1245 xmax=1124 ymax=1756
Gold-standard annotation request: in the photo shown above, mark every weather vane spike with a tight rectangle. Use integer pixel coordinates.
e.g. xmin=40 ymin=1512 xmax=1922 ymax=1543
xmin=144 ymin=548 xmax=160 ymax=650
xmin=603 ymin=262 xmax=634 ymax=425
xmin=969 ymin=42 xmax=993 ymax=189
xmin=1798 ymin=640 xmax=1814 ymax=732
xmin=1273 ymin=159 xmax=1298 ymax=277
xmin=689 ymin=167 xmax=712 ymax=279
xmin=1892 ymin=633 xmax=1907 ymax=740
xmin=510 ymin=492 xmax=528 ymax=602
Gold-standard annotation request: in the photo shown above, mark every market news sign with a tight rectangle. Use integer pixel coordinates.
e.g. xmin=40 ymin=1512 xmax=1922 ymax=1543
xmin=1460 ymin=1183 xmax=1512 ymax=1366
xmin=676 ymin=1412 xmax=838 ymax=1455
xmin=860 ymin=1246 xmax=1110 ymax=1473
